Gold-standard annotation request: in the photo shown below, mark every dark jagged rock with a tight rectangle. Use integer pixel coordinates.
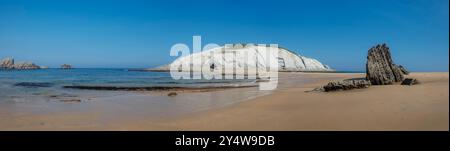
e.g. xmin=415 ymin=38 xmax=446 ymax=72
xmin=401 ymin=78 xmax=419 ymax=85
xmin=305 ymin=87 xmax=325 ymax=92
xmin=366 ymin=44 xmax=405 ymax=85
xmin=59 ymin=99 xmax=82 ymax=103
xmin=396 ymin=65 xmax=409 ymax=75
xmin=49 ymin=93 xmax=77 ymax=98
xmin=14 ymin=82 xmax=54 ymax=88
xmin=61 ymin=64 xmax=73 ymax=69
xmin=323 ymin=80 xmax=371 ymax=92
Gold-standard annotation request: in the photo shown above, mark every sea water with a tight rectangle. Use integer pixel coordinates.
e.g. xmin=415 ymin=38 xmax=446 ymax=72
xmin=0 ymin=68 xmax=258 ymax=98
xmin=0 ymin=69 xmax=267 ymax=121
xmin=0 ymin=68 xmax=257 ymax=87
xmin=0 ymin=69 xmax=346 ymax=127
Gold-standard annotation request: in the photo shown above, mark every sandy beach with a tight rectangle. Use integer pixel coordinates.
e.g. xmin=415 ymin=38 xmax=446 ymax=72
xmin=0 ymin=72 xmax=447 ymax=131
xmin=157 ymin=72 xmax=449 ymax=131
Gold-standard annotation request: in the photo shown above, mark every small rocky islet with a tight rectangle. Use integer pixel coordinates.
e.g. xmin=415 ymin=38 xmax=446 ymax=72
xmin=1 ymin=57 xmax=74 ymax=70
xmin=0 ymin=58 xmax=41 ymax=70
xmin=60 ymin=64 xmax=73 ymax=69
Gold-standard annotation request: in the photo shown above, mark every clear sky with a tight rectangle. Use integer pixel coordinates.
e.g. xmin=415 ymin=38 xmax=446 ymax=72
xmin=0 ymin=0 xmax=448 ymax=71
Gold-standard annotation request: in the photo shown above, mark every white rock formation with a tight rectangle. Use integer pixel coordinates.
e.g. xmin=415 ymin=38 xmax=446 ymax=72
xmin=151 ymin=44 xmax=333 ymax=73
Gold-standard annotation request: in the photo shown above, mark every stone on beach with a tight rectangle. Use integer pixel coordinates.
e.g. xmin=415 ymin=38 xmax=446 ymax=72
xmin=168 ymin=92 xmax=178 ymax=97
xmin=322 ymin=80 xmax=371 ymax=92
xmin=59 ymin=99 xmax=82 ymax=103
xmin=401 ymin=78 xmax=419 ymax=85
xmin=49 ymin=93 xmax=78 ymax=98
xmin=366 ymin=44 xmax=406 ymax=85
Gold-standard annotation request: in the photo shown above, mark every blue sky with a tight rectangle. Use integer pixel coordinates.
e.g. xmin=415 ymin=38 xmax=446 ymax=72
xmin=0 ymin=0 xmax=448 ymax=71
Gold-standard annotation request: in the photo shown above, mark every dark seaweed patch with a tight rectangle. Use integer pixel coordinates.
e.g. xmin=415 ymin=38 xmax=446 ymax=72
xmin=14 ymin=82 xmax=54 ymax=88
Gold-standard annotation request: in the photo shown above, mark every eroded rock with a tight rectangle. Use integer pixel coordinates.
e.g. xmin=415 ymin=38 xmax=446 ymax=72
xmin=366 ymin=44 xmax=405 ymax=85
xmin=323 ymin=80 xmax=371 ymax=92
xmin=168 ymin=92 xmax=178 ymax=97
xmin=396 ymin=65 xmax=409 ymax=75
xmin=401 ymin=78 xmax=419 ymax=85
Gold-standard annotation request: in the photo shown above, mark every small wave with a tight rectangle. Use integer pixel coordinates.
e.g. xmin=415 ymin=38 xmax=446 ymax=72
xmin=63 ymin=84 xmax=257 ymax=91
xmin=156 ymin=80 xmax=256 ymax=84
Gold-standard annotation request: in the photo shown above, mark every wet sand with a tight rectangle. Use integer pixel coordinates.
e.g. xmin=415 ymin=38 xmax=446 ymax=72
xmin=0 ymin=72 xmax=448 ymax=130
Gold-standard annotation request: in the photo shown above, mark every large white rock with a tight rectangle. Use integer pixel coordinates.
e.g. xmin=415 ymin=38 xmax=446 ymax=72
xmin=152 ymin=44 xmax=333 ymax=73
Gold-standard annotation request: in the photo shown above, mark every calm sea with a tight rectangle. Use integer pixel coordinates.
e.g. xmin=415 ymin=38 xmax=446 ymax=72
xmin=0 ymin=69 xmax=270 ymax=120
xmin=0 ymin=69 xmax=259 ymax=101
xmin=0 ymin=68 xmax=257 ymax=86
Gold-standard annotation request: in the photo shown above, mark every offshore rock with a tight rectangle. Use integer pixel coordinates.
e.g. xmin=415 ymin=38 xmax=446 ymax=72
xmin=401 ymin=78 xmax=419 ymax=85
xmin=0 ymin=58 xmax=15 ymax=69
xmin=61 ymin=64 xmax=73 ymax=69
xmin=1 ymin=57 xmax=41 ymax=70
xmin=13 ymin=62 xmax=41 ymax=70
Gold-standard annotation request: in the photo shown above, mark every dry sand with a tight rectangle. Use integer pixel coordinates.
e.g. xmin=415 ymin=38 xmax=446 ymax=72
xmin=0 ymin=72 xmax=448 ymax=130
